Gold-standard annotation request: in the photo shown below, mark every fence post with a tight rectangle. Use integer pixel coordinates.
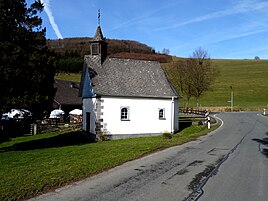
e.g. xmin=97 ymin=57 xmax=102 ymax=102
xmin=31 ymin=123 xmax=38 ymax=135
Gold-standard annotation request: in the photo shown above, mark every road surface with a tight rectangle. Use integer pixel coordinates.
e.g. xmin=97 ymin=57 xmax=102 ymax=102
xmin=28 ymin=112 xmax=268 ymax=201
xmin=198 ymin=112 xmax=268 ymax=201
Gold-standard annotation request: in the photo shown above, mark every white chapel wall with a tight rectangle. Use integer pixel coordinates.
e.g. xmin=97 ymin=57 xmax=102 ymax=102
xmin=101 ymin=97 xmax=177 ymax=135
xmin=82 ymin=98 xmax=96 ymax=134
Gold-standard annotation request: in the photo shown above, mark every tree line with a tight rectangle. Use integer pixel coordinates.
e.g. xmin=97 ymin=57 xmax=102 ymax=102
xmin=48 ymin=38 xmax=171 ymax=73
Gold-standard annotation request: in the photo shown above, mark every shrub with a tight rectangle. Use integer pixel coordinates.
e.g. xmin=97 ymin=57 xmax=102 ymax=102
xmin=163 ymin=132 xmax=172 ymax=139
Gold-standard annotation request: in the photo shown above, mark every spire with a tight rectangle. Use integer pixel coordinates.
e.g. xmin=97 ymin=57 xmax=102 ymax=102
xmin=98 ymin=9 xmax=101 ymax=26
xmin=93 ymin=9 xmax=105 ymax=41
xmin=94 ymin=25 xmax=104 ymax=41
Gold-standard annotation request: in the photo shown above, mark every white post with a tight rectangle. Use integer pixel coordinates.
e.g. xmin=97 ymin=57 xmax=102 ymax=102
xmin=207 ymin=116 xmax=211 ymax=129
xmin=33 ymin=123 xmax=37 ymax=135
xmin=230 ymin=86 xmax=234 ymax=112
xmin=231 ymin=91 xmax=234 ymax=112
xmin=264 ymin=109 xmax=266 ymax=115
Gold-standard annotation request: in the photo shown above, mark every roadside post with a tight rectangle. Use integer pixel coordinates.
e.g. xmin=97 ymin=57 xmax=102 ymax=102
xmin=205 ymin=110 xmax=210 ymax=129
xmin=207 ymin=116 xmax=211 ymax=129
xmin=230 ymin=86 xmax=234 ymax=112
xmin=264 ymin=109 xmax=266 ymax=115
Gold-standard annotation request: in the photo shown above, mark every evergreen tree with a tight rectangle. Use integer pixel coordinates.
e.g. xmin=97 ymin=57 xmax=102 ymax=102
xmin=0 ymin=0 xmax=56 ymax=118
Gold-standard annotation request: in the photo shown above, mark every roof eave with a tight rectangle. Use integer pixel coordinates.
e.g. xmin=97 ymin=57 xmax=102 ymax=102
xmin=94 ymin=93 xmax=178 ymax=99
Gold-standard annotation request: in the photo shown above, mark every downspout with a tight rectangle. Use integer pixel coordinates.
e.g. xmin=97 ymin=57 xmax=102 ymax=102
xmin=171 ymin=97 xmax=174 ymax=133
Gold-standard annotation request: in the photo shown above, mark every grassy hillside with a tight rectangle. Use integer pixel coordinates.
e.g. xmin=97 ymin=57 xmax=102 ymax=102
xmin=204 ymin=59 xmax=268 ymax=111
xmin=56 ymin=59 xmax=268 ymax=111
xmin=163 ymin=59 xmax=268 ymax=111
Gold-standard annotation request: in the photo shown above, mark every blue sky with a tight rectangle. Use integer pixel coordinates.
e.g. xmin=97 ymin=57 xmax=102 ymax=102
xmin=30 ymin=0 xmax=268 ymax=59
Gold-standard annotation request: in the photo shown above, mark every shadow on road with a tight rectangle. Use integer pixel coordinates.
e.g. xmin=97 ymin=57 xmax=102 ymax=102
xmin=262 ymin=148 xmax=268 ymax=158
xmin=252 ymin=136 xmax=268 ymax=158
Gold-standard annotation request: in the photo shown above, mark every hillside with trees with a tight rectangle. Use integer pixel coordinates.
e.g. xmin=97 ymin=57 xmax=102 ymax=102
xmin=47 ymin=38 xmax=172 ymax=73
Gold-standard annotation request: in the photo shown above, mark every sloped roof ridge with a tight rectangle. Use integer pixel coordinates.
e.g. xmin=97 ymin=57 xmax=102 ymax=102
xmin=106 ymin=56 xmax=159 ymax=63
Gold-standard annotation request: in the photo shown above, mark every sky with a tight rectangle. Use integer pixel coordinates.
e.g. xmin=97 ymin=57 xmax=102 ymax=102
xmin=28 ymin=0 xmax=268 ymax=59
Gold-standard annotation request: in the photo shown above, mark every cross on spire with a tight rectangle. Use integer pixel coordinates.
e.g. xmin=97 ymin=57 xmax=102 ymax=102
xmin=98 ymin=9 xmax=101 ymax=25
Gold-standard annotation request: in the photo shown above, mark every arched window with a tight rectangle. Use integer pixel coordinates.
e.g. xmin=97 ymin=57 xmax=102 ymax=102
xmin=121 ymin=107 xmax=129 ymax=121
xmin=159 ymin=108 xmax=165 ymax=119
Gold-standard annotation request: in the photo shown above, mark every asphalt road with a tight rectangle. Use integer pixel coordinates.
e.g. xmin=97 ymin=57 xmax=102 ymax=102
xmin=28 ymin=112 xmax=268 ymax=201
xmin=198 ymin=112 xmax=268 ymax=201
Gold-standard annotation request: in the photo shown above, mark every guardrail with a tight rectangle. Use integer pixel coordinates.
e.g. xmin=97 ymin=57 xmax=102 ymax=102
xmin=179 ymin=108 xmax=208 ymax=116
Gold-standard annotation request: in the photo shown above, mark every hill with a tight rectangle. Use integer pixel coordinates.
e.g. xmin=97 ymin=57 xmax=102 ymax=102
xmin=48 ymin=38 xmax=172 ymax=73
xmin=47 ymin=37 xmax=154 ymax=56
xmin=162 ymin=59 xmax=268 ymax=111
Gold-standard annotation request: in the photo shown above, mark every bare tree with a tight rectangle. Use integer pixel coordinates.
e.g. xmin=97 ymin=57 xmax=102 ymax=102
xmin=164 ymin=60 xmax=194 ymax=109
xmin=190 ymin=47 xmax=216 ymax=109
xmin=162 ymin=48 xmax=170 ymax=55
xmin=166 ymin=47 xmax=217 ymax=109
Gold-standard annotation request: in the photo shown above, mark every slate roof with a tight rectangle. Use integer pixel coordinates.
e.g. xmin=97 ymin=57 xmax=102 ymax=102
xmin=54 ymin=80 xmax=82 ymax=105
xmin=84 ymin=56 xmax=178 ymax=98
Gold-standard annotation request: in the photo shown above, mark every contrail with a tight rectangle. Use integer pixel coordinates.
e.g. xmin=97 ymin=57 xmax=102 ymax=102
xmin=41 ymin=0 xmax=63 ymax=39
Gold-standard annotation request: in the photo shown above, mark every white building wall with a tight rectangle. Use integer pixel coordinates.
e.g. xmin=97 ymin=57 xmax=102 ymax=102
xmin=82 ymin=98 xmax=96 ymax=134
xmin=101 ymin=97 xmax=178 ymax=135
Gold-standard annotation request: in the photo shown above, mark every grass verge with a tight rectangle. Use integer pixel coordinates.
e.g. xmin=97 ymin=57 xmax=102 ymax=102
xmin=0 ymin=124 xmax=218 ymax=201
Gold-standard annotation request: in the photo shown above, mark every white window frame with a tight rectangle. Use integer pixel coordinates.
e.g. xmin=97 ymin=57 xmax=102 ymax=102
xmin=159 ymin=108 xmax=166 ymax=120
xmin=120 ymin=106 xmax=130 ymax=121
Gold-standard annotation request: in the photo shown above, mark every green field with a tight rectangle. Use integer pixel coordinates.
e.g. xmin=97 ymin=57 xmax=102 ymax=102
xmin=55 ymin=59 xmax=268 ymax=111
xmin=55 ymin=73 xmax=81 ymax=83
xmin=163 ymin=59 xmax=268 ymax=111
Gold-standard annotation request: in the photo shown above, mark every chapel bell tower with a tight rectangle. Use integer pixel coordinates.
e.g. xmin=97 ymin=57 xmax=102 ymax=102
xmin=90 ymin=9 xmax=108 ymax=64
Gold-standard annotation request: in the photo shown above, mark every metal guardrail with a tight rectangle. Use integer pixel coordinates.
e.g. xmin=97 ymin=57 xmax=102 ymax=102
xmin=179 ymin=108 xmax=208 ymax=116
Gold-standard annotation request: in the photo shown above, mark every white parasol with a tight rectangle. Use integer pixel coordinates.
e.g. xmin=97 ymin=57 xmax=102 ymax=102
xmin=69 ymin=109 xmax=82 ymax=115
xmin=49 ymin=109 xmax=65 ymax=118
